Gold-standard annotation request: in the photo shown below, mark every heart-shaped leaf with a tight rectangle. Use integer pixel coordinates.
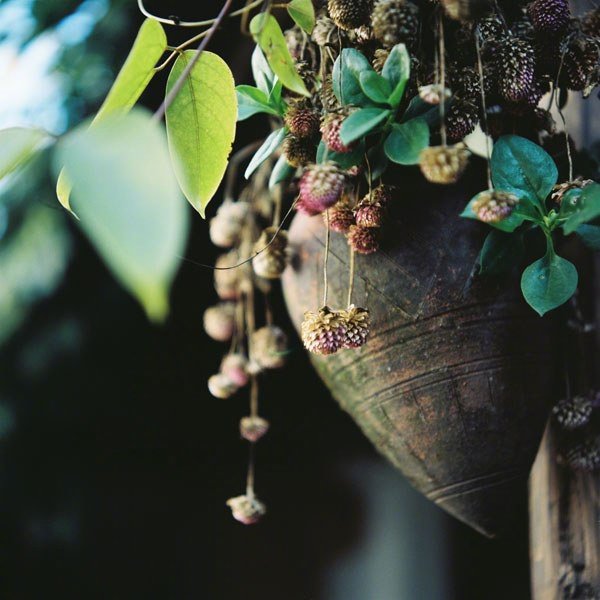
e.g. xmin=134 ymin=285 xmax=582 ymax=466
xmin=244 ymin=127 xmax=286 ymax=179
xmin=166 ymin=50 xmax=237 ymax=217
xmin=287 ymin=0 xmax=315 ymax=34
xmin=250 ymin=14 xmax=310 ymax=97
xmin=521 ymin=240 xmax=578 ymax=316
xmin=0 ymin=127 xmax=49 ymax=181
xmin=332 ymin=49 xmax=374 ymax=107
xmin=53 ymin=109 xmax=189 ymax=322
xmin=56 ymin=18 xmax=167 ymax=213
xmin=491 ymin=135 xmax=557 ymax=211
xmin=339 ymin=108 xmax=390 ymax=146
xmin=384 ymin=118 xmax=429 ymax=165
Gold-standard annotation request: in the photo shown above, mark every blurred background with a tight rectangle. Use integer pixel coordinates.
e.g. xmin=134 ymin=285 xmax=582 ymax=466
xmin=0 ymin=1 xmax=537 ymax=598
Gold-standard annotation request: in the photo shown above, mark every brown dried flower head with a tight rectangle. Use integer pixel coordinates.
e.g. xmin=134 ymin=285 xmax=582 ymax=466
xmin=340 ymin=305 xmax=370 ymax=349
xmin=471 ymin=190 xmax=519 ymax=224
xmin=240 ymin=416 xmax=270 ymax=442
xmin=419 ymin=143 xmax=470 ymax=184
xmin=347 ymin=225 xmax=380 ymax=254
xmin=301 ymin=306 xmax=347 ymax=355
xmin=226 ymin=494 xmax=267 ymax=525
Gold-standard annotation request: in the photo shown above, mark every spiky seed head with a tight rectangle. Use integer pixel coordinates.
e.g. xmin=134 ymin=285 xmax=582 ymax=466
xmin=284 ymin=103 xmax=321 ymax=139
xmin=347 ymin=225 xmax=380 ymax=254
xmin=477 ymin=15 xmax=506 ymax=42
xmin=312 ymin=15 xmax=340 ymax=46
xmin=440 ymin=0 xmax=493 ymax=21
xmin=321 ymin=112 xmax=354 ymax=153
xmin=220 ymin=353 xmax=250 ymax=388
xmin=471 ymin=190 xmax=519 ymax=223
xmin=552 ymin=396 xmax=593 ymax=430
xmin=327 ymin=198 xmax=356 ymax=233
xmin=371 ymin=0 xmax=419 ymax=49
xmin=582 ymin=7 xmax=600 ymax=37
xmin=252 ymin=228 xmax=288 ymax=280
xmin=327 ymin=0 xmax=373 ymax=30
xmin=301 ymin=306 xmax=347 ymax=355
xmin=527 ymin=0 xmax=571 ymax=35
xmin=250 ymin=326 xmax=288 ymax=369
xmin=494 ymin=37 xmax=536 ymax=103
xmin=372 ymin=49 xmax=390 ymax=73
xmin=445 ymin=100 xmax=480 ymax=143
xmin=240 ymin=416 xmax=270 ymax=442
xmin=419 ymin=143 xmax=471 ymax=184
xmin=209 ymin=201 xmax=249 ymax=248
xmin=203 ymin=302 xmax=236 ymax=342
xmin=562 ymin=34 xmax=600 ymax=94
xmin=563 ymin=436 xmax=600 ymax=472
xmin=355 ymin=194 xmax=386 ymax=228
xmin=283 ymin=134 xmax=316 ymax=168
xmin=226 ymin=495 xmax=267 ymax=525
xmin=340 ymin=305 xmax=370 ymax=349
xmin=298 ymin=162 xmax=346 ymax=214
xmin=208 ymin=373 xmax=238 ymax=399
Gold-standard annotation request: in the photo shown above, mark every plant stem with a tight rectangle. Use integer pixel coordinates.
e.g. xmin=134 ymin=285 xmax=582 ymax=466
xmin=323 ymin=210 xmax=330 ymax=307
xmin=153 ymin=0 xmax=233 ymax=123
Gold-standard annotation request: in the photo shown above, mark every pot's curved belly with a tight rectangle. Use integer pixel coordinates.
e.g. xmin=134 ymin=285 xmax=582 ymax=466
xmin=282 ymin=182 xmax=558 ymax=537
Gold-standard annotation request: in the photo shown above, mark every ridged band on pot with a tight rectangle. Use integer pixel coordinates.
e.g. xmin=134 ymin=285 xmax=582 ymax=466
xmin=282 ymin=171 xmax=559 ymax=537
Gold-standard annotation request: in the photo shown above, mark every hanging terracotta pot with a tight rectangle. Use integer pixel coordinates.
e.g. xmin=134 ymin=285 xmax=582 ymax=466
xmin=282 ymin=170 xmax=560 ymax=537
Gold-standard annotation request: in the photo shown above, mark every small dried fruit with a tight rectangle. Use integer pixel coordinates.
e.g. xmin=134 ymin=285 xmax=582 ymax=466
xmin=347 ymin=225 xmax=380 ymax=254
xmin=527 ymin=0 xmax=571 ymax=35
xmin=208 ymin=373 xmax=238 ymax=399
xmin=250 ymin=326 xmax=288 ymax=369
xmin=552 ymin=396 xmax=593 ymax=430
xmin=321 ymin=111 xmax=354 ymax=154
xmin=284 ymin=134 xmax=317 ymax=167
xmin=252 ymin=228 xmax=288 ymax=279
xmin=203 ymin=303 xmax=236 ymax=342
xmin=209 ymin=201 xmax=249 ymax=248
xmin=221 ymin=353 xmax=250 ymax=388
xmin=284 ymin=103 xmax=321 ymax=139
xmin=327 ymin=198 xmax=356 ymax=233
xmin=340 ymin=305 xmax=370 ymax=349
xmin=355 ymin=194 xmax=386 ymax=228
xmin=563 ymin=436 xmax=600 ymax=471
xmin=240 ymin=416 xmax=270 ymax=442
xmin=301 ymin=306 xmax=347 ymax=355
xmin=419 ymin=143 xmax=470 ymax=184
xmin=298 ymin=162 xmax=346 ymax=214
xmin=471 ymin=190 xmax=519 ymax=223
xmin=328 ymin=0 xmax=373 ymax=30
xmin=371 ymin=0 xmax=419 ymax=49
xmin=226 ymin=494 xmax=267 ymax=524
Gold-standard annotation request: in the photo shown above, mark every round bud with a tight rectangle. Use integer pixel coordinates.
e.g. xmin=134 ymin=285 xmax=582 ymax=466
xmin=208 ymin=373 xmax=238 ymax=399
xmin=240 ymin=416 xmax=270 ymax=442
xmin=250 ymin=326 xmax=289 ymax=369
xmin=203 ymin=303 xmax=236 ymax=342
xmin=226 ymin=494 xmax=266 ymax=525
xmin=221 ymin=353 xmax=249 ymax=388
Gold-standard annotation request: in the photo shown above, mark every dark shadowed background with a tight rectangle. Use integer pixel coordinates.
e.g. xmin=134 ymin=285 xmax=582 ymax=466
xmin=0 ymin=1 xmax=532 ymax=598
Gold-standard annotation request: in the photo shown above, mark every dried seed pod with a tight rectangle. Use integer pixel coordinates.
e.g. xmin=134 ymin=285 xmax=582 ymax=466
xmin=371 ymin=184 xmax=394 ymax=204
xmin=477 ymin=15 xmax=506 ymax=42
xmin=418 ymin=84 xmax=452 ymax=105
xmin=493 ymin=36 xmax=536 ymax=103
xmin=301 ymin=306 xmax=347 ymax=355
xmin=284 ymin=103 xmax=321 ymax=139
xmin=214 ymin=252 xmax=242 ymax=301
xmin=471 ymin=190 xmax=519 ymax=223
xmin=203 ymin=303 xmax=236 ymax=342
xmin=327 ymin=198 xmax=356 ymax=233
xmin=551 ymin=178 xmax=594 ymax=205
xmin=355 ymin=194 xmax=386 ymax=228
xmin=252 ymin=228 xmax=289 ymax=280
xmin=372 ymin=49 xmax=390 ymax=72
xmin=320 ymin=75 xmax=340 ymax=111
xmin=440 ymin=0 xmax=493 ymax=21
xmin=208 ymin=373 xmax=238 ymax=399
xmin=371 ymin=0 xmax=419 ymax=49
xmin=327 ymin=0 xmax=373 ymax=30
xmin=312 ymin=15 xmax=340 ymax=46
xmin=527 ymin=0 xmax=570 ymax=35
xmin=419 ymin=143 xmax=470 ymax=184
xmin=347 ymin=225 xmax=380 ymax=254
xmin=283 ymin=134 xmax=316 ymax=167
xmin=240 ymin=416 xmax=270 ymax=442
xmin=220 ymin=353 xmax=250 ymax=388
xmin=209 ymin=201 xmax=250 ymax=248
xmin=582 ymin=7 xmax=600 ymax=37
xmin=250 ymin=326 xmax=289 ymax=369
xmin=298 ymin=162 xmax=346 ymax=214
xmin=339 ymin=305 xmax=370 ymax=349
xmin=563 ymin=436 xmax=600 ymax=472
xmin=445 ymin=100 xmax=480 ymax=143
xmin=562 ymin=34 xmax=600 ymax=94
xmin=321 ymin=111 xmax=354 ymax=154
xmin=552 ymin=396 xmax=593 ymax=430
xmin=226 ymin=494 xmax=267 ymax=525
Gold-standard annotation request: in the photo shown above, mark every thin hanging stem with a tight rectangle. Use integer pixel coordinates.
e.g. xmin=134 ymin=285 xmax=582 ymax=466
xmin=246 ymin=443 xmax=255 ymax=497
xmin=250 ymin=375 xmax=259 ymax=418
xmin=555 ymin=95 xmax=574 ymax=182
xmin=323 ymin=210 xmax=331 ymax=307
xmin=438 ymin=13 xmax=448 ymax=147
xmin=475 ymin=33 xmax=493 ymax=189
xmin=153 ymin=0 xmax=233 ymax=122
xmin=347 ymin=247 xmax=356 ymax=308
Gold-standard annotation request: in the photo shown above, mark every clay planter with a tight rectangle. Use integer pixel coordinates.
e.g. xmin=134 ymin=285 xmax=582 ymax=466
xmin=282 ymin=171 xmax=559 ymax=537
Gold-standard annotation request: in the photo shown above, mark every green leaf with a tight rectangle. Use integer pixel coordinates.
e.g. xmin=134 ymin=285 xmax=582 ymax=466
xmin=359 ymin=71 xmax=392 ymax=104
xmin=316 ymin=140 xmax=365 ymax=169
xmin=521 ymin=240 xmax=578 ymax=316
xmin=401 ymin=96 xmax=438 ymax=123
xmin=339 ymin=108 xmax=390 ymax=146
xmin=491 ymin=135 xmax=557 ymax=211
xmin=478 ymin=230 xmax=525 ymax=275
xmin=367 ymin=143 xmax=389 ymax=180
xmin=236 ymin=85 xmax=280 ymax=121
xmin=245 ymin=128 xmax=286 ymax=179
xmin=57 ymin=18 xmax=167 ymax=213
xmin=166 ymin=50 xmax=237 ymax=217
xmin=332 ymin=49 xmax=374 ymax=107
xmin=269 ymin=154 xmax=296 ymax=189
xmin=287 ymin=0 xmax=315 ymax=34
xmin=53 ymin=109 xmax=189 ymax=322
xmin=381 ymin=43 xmax=410 ymax=107
xmin=576 ymin=224 xmax=600 ymax=250
xmin=384 ymin=118 xmax=429 ymax=165
xmin=251 ymin=45 xmax=276 ymax=95
xmin=0 ymin=127 xmax=48 ymax=181
xmin=250 ymin=14 xmax=310 ymax=97
xmin=562 ymin=183 xmax=600 ymax=235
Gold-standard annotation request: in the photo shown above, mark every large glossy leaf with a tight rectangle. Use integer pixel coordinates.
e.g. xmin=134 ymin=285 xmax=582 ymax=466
xmin=53 ymin=109 xmax=189 ymax=322
xmin=332 ymin=49 xmax=374 ymax=107
xmin=381 ymin=43 xmax=410 ymax=107
xmin=56 ymin=18 xmax=167 ymax=212
xmin=316 ymin=139 xmax=366 ymax=169
xmin=250 ymin=14 xmax=310 ymax=97
xmin=562 ymin=183 xmax=600 ymax=234
xmin=359 ymin=71 xmax=392 ymax=105
xmin=478 ymin=230 xmax=524 ymax=275
xmin=491 ymin=135 xmax=557 ymax=211
xmin=0 ymin=127 xmax=48 ymax=181
xmin=521 ymin=241 xmax=577 ymax=316
xmin=236 ymin=85 xmax=279 ymax=121
xmin=287 ymin=0 xmax=315 ymax=34
xmin=251 ymin=45 xmax=276 ymax=95
xmin=384 ymin=118 xmax=429 ymax=165
xmin=244 ymin=127 xmax=286 ymax=179
xmin=339 ymin=108 xmax=390 ymax=146
xmin=166 ymin=50 xmax=237 ymax=217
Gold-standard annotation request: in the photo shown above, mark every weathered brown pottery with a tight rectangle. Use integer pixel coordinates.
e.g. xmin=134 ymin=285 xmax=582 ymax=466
xmin=282 ymin=169 xmax=559 ymax=537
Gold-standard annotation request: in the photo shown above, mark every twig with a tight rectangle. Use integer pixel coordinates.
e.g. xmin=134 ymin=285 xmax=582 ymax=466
xmin=323 ymin=210 xmax=330 ymax=307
